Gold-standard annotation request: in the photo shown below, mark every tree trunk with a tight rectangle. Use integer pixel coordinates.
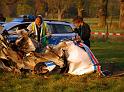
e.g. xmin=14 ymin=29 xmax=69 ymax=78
xmin=120 ymin=0 xmax=124 ymax=29
xmin=78 ymin=8 xmax=82 ymax=17
xmin=57 ymin=9 xmax=64 ymax=20
xmin=98 ymin=14 xmax=106 ymax=27
xmin=98 ymin=0 xmax=108 ymax=28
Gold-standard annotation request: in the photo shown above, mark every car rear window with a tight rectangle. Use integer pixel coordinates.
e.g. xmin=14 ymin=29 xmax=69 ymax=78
xmin=47 ymin=24 xmax=73 ymax=34
xmin=9 ymin=23 xmax=30 ymax=31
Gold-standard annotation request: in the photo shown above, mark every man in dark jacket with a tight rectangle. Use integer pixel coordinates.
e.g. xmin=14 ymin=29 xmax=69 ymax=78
xmin=73 ymin=16 xmax=91 ymax=48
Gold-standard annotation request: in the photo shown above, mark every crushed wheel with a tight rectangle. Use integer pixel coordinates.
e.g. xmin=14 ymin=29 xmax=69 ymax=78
xmin=34 ymin=62 xmax=49 ymax=75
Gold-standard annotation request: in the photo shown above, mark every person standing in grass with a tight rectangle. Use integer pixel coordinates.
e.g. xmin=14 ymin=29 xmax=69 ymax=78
xmin=73 ymin=16 xmax=91 ymax=48
xmin=27 ymin=15 xmax=51 ymax=52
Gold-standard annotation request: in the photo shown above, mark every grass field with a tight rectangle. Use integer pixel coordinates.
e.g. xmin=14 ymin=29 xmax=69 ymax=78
xmin=0 ymin=40 xmax=124 ymax=92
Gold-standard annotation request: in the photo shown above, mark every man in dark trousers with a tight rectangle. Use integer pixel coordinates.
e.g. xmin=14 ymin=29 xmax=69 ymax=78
xmin=73 ymin=16 xmax=91 ymax=48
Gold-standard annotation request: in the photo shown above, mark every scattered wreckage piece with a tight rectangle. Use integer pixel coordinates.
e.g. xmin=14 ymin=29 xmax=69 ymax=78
xmin=0 ymin=30 xmax=103 ymax=76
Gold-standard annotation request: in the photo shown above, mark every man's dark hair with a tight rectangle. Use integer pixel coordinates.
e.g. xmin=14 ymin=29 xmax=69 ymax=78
xmin=36 ymin=15 xmax=43 ymax=22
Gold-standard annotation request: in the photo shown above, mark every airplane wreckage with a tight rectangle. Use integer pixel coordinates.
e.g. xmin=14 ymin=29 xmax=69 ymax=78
xmin=0 ymin=29 xmax=114 ymax=76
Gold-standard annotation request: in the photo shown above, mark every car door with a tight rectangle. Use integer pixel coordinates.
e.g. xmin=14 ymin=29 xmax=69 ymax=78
xmin=47 ymin=23 xmax=76 ymax=45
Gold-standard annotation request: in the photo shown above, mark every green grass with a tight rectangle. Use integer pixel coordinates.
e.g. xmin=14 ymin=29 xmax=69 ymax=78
xmin=91 ymin=41 xmax=124 ymax=73
xmin=0 ymin=41 xmax=124 ymax=92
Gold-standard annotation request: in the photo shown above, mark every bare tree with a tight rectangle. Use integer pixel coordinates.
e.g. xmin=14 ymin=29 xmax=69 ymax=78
xmin=34 ymin=0 xmax=47 ymax=16
xmin=97 ymin=0 xmax=108 ymax=27
xmin=34 ymin=0 xmax=42 ymax=15
xmin=120 ymin=0 xmax=124 ymax=29
xmin=46 ymin=0 xmax=72 ymax=20
xmin=75 ymin=0 xmax=89 ymax=17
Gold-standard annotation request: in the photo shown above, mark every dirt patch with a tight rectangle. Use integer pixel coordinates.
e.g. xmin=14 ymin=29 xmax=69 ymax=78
xmin=101 ymin=62 xmax=124 ymax=76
